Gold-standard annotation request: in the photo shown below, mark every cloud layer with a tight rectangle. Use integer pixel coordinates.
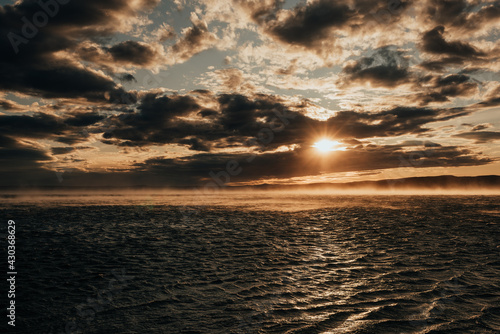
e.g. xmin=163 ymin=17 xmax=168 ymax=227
xmin=0 ymin=0 xmax=499 ymax=187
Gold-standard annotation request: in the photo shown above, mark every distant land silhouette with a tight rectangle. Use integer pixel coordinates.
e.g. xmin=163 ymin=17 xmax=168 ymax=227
xmin=1 ymin=175 xmax=499 ymax=191
xmin=242 ymin=175 xmax=500 ymax=190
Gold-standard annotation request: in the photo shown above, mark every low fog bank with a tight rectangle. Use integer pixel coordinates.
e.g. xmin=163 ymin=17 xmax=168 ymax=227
xmin=2 ymin=175 xmax=500 ymax=198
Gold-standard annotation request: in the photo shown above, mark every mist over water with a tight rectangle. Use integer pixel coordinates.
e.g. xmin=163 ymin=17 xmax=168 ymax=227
xmin=3 ymin=189 xmax=500 ymax=211
xmin=2 ymin=194 xmax=499 ymax=333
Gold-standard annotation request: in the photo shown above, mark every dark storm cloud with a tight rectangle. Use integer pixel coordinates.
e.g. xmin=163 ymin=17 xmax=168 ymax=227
xmin=2 ymin=91 xmax=469 ymax=156
xmin=411 ymin=92 xmax=450 ymax=105
xmin=1 ymin=0 xmax=158 ymax=50
xmin=323 ymin=106 xmax=470 ymax=139
xmin=453 ymin=131 xmax=500 ymax=143
xmin=341 ymin=46 xmax=480 ymax=98
xmin=411 ymin=74 xmax=479 ymax=105
xmin=178 ymin=138 xmax=212 ymax=152
xmin=426 ymin=0 xmax=500 ymax=31
xmin=102 ymin=93 xmax=202 ymax=147
xmin=103 ymin=93 xmax=283 ymax=149
xmin=0 ymin=134 xmax=52 ymax=171
xmin=264 ymin=0 xmax=354 ymax=47
xmin=64 ymin=112 xmax=105 ymax=126
xmin=118 ymin=73 xmax=137 ymax=83
xmin=396 ymin=140 xmax=442 ymax=147
xmin=198 ymin=108 xmax=219 ymax=118
xmin=51 ymin=147 xmax=77 ymax=155
xmin=0 ymin=113 xmax=67 ymax=138
xmin=0 ymin=141 xmax=491 ymax=187
xmin=421 ymin=26 xmax=485 ymax=57
xmin=0 ymin=60 xmax=128 ymax=101
xmin=102 ymin=92 xmax=473 ymax=152
xmin=135 ymin=143 xmax=491 ymax=185
xmin=426 ymin=0 xmax=469 ymax=26
xmin=432 ymin=74 xmax=479 ymax=100
xmin=238 ymin=0 xmax=412 ymax=51
xmin=51 ymin=146 xmax=93 ymax=155
xmin=418 ymin=3 xmax=499 ymax=71
xmin=340 ymin=47 xmax=411 ymax=88
xmin=104 ymin=92 xmax=313 ymax=151
xmin=79 ymin=41 xmax=163 ymax=68
xmin=419 ymin=57 xmax=468 ymax=72
xmin=418 ymin=24 xmax=497 ymax=72
xmin=0 ymin=0 xmax=157 ymax=100
xmin=108 ymin=41 xmax=158 ymax=66
xmin=0 ymin=112 xmax=104 ymax=144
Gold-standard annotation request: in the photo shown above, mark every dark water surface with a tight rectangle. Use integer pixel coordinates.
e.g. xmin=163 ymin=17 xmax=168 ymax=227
xmin=1 ymin=195 xmax=500 ymax=333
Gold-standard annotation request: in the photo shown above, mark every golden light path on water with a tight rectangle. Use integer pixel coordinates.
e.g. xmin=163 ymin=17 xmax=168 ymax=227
xmin=2 ymin=192 xmax=499 ymax=332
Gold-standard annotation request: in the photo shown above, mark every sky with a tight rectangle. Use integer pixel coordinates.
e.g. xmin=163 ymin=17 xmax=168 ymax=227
xmin=0 ymin=0 xmax=499 ymax=188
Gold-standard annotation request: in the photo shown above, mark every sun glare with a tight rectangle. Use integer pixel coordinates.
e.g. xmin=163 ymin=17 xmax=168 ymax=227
xmin=313 ymin=139 xmax=344 ymax=152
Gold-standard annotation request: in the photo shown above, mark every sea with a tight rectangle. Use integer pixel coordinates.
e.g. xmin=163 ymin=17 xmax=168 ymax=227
xmin=1 ymin=192 xmax=499 ymax=333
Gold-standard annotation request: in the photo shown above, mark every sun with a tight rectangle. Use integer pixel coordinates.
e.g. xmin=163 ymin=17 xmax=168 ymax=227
xmin=312 ymin=139 xmax=344 ymax=152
